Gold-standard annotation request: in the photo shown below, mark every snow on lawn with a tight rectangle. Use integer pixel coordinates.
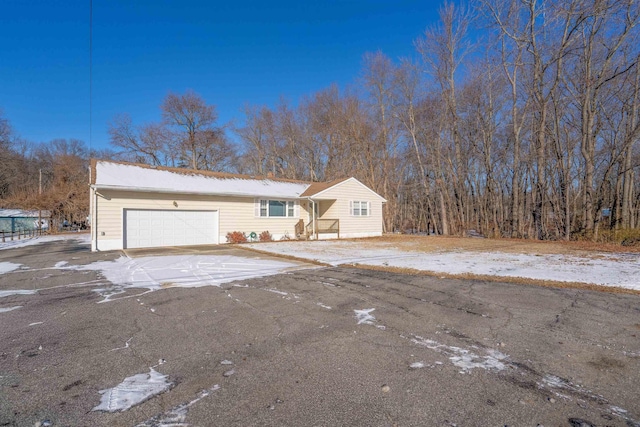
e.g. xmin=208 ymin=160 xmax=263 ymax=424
xmin=249 ymin=241 xmax=640 ymax=291
xmin=71 ymin=254 xmax=304 ymax=302
xmin=0 ymin=233 xmax=90 ymax=251
xmin=93 ymin=368 xmax=172 ymax=412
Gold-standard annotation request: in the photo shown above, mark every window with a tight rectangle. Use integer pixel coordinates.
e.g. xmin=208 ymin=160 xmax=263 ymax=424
xmin=351 ymin=201 xmax=370 ymax=216
xmin=256 ymin=200 xmax=297 ymax=217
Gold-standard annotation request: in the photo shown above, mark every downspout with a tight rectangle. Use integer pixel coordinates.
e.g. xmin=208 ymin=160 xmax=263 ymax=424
xmin=308 ymin=197 xmax=316 ymax=240
xmin=91 ymin=186 xmax=98 ymax=251
xmin=312 ymin=199 xmax=316 ymax=240
xmin=89 ymin=165 xmax=95 ymax=251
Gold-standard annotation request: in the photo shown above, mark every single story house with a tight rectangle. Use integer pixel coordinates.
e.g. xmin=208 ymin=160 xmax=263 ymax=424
xmin=89 ymin=160 xmax=386 ymax=251
xmin=0 ymin=209 xmax=49 ymax=233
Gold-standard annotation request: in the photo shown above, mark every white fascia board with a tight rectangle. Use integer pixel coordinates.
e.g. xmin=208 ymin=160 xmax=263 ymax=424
xmin=90 ymin=184 xmax=309 ymax=200
xmin=306 ymin=177 xmax=387 ymax=202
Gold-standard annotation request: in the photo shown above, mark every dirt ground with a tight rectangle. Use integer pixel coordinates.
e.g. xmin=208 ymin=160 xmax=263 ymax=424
xmin=1 ymin=238 xmax=639 ymax=426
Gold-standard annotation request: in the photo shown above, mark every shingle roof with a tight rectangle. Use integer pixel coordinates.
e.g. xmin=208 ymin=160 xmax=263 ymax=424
xmin=299 ymin=178 xmax=350 ymax=197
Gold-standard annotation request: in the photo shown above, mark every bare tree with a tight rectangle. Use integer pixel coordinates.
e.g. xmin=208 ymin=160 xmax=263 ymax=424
xmin=108 ymin=114 xmax=167 ymax=165
xmin=565 ymin=0 xmax=640 ymax=236
xmin=416 ymin=1 xmax=475 ymax=234
xmin=480 ymin=0 xmax=532 ymax=237
xmin=0 ymin=109 xmax=11 ymax=149
xmin=161 ymin=90 xmax=219 ymax=170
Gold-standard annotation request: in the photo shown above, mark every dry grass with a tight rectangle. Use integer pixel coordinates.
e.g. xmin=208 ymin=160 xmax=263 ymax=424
xmin=250 ymin=235 xmax=640 ymax=296
xmin=358 ymin=234 xmax=640 ymax=256
xmin=351 ymin=264 xmax=640 ymax=296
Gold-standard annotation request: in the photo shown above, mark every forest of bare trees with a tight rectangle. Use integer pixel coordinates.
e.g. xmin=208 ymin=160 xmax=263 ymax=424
xmin=234 ymin=0 xmax=640 ymax=241
xmin=233 ymin=0 xmax=640 ymax=241
xmin=0 ymin=116 xmax=111 ymax=228
xmin=2 ymin=0 xmax=639 ymax=242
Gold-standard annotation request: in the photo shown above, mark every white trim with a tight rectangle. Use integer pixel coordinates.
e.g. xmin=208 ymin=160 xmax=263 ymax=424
xmin=305 ymin=177 xmax=387 ymax=202
xmin=256 ymin=198 xmax=299 ymax=218
xmin=95 ymin=239 xmax=122 ymax=251
xmin=91 ymin=184 xmax=310 ymax=200
xmin=90 ymin=186 xmax=97 ymax=251
xmin=350 ymin=200 xmax=371 ymax=217
xmin=315 ymin=231 xmax=382 ymax=240
xmin=92 ymin=177 xmax=387 ymax=203
xmin=120 ymin=207 xmax=125 ymax=250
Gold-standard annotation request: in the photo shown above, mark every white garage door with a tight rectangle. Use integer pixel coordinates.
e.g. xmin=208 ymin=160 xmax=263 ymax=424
xmin=124 ymin=209 xmax=219 ymax=249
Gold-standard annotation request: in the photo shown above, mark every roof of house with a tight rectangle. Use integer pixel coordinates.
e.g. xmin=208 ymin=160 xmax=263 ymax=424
xmin=299 ymin=178 xmax=350 ymax=197
xmin=0 ymin=209 xmax=50 ymax=218
xmin=91 ymin=160 xmax=386 ymax=201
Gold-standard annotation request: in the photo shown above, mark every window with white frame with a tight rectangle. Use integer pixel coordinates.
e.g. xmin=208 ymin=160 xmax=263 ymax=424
xmin=350 ymin=201 xmax=370 ymax=216
xmin=256 ymin=199 xmax=298 ymax=217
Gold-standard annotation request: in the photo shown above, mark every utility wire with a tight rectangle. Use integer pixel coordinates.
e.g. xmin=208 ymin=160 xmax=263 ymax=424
xmin=89 ymin=0 xmax=93 ymax=155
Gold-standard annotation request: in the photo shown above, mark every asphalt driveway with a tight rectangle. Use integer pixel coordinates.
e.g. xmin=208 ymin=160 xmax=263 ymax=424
xmin=1 ymin=238 xmax=639 ymax=426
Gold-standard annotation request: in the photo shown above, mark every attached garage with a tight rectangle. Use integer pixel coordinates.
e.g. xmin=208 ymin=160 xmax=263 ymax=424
xmin=124 ymin=209 xmax=219 ymax=249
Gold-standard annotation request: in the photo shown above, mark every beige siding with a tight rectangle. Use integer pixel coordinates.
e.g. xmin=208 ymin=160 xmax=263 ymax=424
xmin=315 ymin=179 xmax=383 ymax=237
xmin=95 ymin=190 xmax=309 ymax=249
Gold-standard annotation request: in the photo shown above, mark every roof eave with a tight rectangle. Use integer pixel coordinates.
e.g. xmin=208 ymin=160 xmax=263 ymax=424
xmin=305 ymin=177 xmax=387 ymax=202
xmin=90 ymin=184 xmax=305 ymax=199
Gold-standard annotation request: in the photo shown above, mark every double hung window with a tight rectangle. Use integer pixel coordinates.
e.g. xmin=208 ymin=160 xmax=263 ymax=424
xmin=351 ymin=201 xmax=370 ymax=216
xmin=257 ymin=200 xmax=296 ymax=217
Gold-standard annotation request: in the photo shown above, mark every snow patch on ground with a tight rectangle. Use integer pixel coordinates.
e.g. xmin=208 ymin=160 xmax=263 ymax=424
xmin=411 ymin=335 xmax=507 ymax=373
xmin=0 ymin=262 xmax=22 ymax=274
xmin=136 ymin=385 xmax=220 ymax=427
xmin=93 ymin=368 xmax=172 ymax=412
xmin=354 ymin=308 xmax=376 ymax=325
xmin=409 ymin=362 xmax=425 ymax=369
xmin=0 ymin=289 xmax=37 ymax=298
xmin=354 ymin=308 xmax=386 ymax=330
xmin=541 ymin=374 xmax=572 ymax=390
xmin=249 ymin=241 xmax=640 ymax=291
xmin=316 ymin=302 xmax=332 ymax=310
xmin=0 ymin=233 xmax=90 ymax=251
xmin=70 ymin=255 xmax=302 ymax=302
xmin=0 ymin=306 xmax=22 ymax=313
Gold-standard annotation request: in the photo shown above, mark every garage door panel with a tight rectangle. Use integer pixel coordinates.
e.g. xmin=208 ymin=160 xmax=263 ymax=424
xmin=124 ymin=209 xmax=219 ymax=249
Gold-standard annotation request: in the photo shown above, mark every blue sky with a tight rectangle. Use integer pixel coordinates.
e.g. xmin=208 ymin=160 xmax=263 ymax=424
xmin=1 ymin=0 xmax=441 ymax=150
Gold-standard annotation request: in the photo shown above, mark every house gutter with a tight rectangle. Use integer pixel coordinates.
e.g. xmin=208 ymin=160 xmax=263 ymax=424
xmin=93 ymin=187 xmax=98 ymax=251
xmin=89 ymin=184 xmax=307 ymax=200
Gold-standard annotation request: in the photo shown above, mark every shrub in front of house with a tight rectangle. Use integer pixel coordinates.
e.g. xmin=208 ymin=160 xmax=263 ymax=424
xmin=226 ymin=231 xmax=248 ymax=244
xmin=259 ymin=231 xmax=273 ymax=242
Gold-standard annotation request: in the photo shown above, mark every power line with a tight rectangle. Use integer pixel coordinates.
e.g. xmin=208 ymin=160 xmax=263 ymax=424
xmin=89 ymin=0 xmax=93 ymax=155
